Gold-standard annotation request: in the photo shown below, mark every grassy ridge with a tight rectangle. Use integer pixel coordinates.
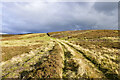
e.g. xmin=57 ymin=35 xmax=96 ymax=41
xmin=48 ymin=30 xmax=120 ymax=49
xmin=1 ymin=30 xmax=120 ymax=79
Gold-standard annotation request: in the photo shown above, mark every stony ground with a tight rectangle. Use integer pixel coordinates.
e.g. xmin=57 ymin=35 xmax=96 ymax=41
xmin=1 ymin=30 xmax=120 ymax=80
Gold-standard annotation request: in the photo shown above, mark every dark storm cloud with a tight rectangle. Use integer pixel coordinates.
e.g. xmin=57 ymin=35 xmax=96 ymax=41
xmin=2 ymin=2 xmax=118 ymax=34
xmin=93 ymin=2 xmax=118 ymax=15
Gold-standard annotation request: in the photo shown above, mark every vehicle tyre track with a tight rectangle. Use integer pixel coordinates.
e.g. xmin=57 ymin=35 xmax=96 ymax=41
xmin=58 ymin=40 xmax=119 ymax=80
xmin=57 ymin=39 xmax=106 ymax=79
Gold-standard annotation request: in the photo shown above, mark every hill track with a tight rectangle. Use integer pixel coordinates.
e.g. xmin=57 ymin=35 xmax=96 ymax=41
xmin=56 ymin=39 xmax=107 ymax=79
xmin=56 ymin=39 xmax=119 ymax=80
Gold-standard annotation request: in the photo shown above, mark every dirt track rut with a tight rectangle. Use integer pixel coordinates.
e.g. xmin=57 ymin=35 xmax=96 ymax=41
xmin=56 ymin=39 xmax=107 ymax=79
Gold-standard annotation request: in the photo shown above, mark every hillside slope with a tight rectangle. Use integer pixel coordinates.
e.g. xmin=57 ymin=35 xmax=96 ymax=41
xmin=1 ymin=30 xmax=120 ymax=79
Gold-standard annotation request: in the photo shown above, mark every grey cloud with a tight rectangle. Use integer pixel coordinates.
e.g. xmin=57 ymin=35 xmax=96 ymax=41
xmin=93 ymin=2 xmax=118 ymax=15
xmin=2 ymin=2 xmax=118 ymax=34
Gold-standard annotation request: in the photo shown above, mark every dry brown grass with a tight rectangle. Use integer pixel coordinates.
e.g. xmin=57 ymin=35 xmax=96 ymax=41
xmin=1 ymin=30 xmax=120 ymax=79
xmin=17 ymin=43 xmax=63 ymax=79
xmin=49 ymin=30 xmax=119 ymax=39
xmin=2 ymin=44 xmax=43 ymax=61
xmin=1 ymin=33 xmax=49 ymax=61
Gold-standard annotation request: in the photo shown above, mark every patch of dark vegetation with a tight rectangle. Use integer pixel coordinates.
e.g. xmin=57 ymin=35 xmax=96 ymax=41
xmin=1 ymin=34 xmax=15 ymax=37
xmin=73 ymin=41 xmax=120 ymax=49
xmin=20 ymin=71 xmax=30 ymax=79
xmin=91 ymin=42 xmax=120 ymax=49
xmin=63 ymin=59 xmax=79 ymax=73
xmin=64 ymin=51 xmax=72 ymax=58
xmin=105 ymin=73 xmax=119 ymax=80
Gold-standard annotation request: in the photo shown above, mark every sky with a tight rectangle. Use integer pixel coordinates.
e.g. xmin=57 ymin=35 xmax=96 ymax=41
xmin=2 ymin=2 xmax=118 ymax=34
